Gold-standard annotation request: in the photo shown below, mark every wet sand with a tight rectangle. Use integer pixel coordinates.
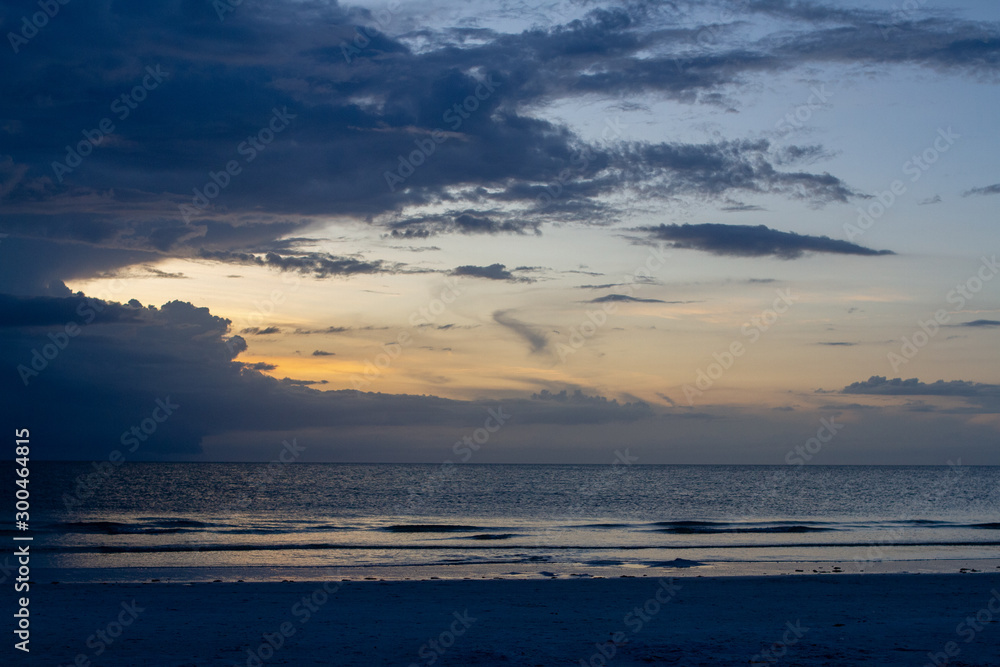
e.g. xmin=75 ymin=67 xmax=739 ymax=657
xmin=24 ymin=571 xmax=1000 ymax=666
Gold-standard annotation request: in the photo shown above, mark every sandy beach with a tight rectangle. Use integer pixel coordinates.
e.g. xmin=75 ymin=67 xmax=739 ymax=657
xmin=22 ymin=572 xmax=1000 ymax=666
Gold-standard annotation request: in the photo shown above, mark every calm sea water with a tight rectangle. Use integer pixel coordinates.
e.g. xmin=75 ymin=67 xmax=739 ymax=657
xmin=24 ymin=462 xmax=1000 ymax=581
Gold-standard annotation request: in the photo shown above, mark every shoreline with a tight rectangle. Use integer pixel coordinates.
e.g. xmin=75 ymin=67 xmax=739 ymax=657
xmin=21 ymin=572 xmax=1000 ymax=666
xmin=33 ymin=556 xmax=1000 ymax=584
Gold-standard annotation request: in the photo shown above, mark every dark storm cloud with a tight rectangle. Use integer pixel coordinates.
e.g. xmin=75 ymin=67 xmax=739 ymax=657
xmin=842 ymin=376 xmax=1000 ymax=397
xmin=2 ymin=0 xmax=994 ymax=289
xmin=2 ymin=298 xmax=243 ymax=456
xmin=0 ymin=294 xmax=647 ymax=459
xmin=0 ymin=237 xmax=160 ymax=296
xmin=0 ymin=293 xmax=140 ymax=327
xmin=312 ymin=350 xmax=336 ymax=356
xmin=637 ymin=223 xmax=894 ymax=258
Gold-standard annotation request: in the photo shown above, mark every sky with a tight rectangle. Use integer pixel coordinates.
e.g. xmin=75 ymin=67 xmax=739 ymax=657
xmin=1 ymin=0 xmax=998 ymax=464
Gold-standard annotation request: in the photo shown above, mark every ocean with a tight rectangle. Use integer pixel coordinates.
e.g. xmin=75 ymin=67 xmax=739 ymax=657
xmin=26 ymin=462 xmax=1000 ymax=582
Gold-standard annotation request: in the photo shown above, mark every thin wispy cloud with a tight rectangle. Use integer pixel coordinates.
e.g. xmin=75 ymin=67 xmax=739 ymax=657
xmin=963 ymin=183 xmax=1000 ymax=197
xmin=198 ymin=251 xmax=398 ymax=279
xmin=586 ymin=294 xmax=668 ymax=304
xmin=493 ymin=309 xmax=549 ymax=354
xmin=954 ymin=319 xmax=1000 ymax=327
